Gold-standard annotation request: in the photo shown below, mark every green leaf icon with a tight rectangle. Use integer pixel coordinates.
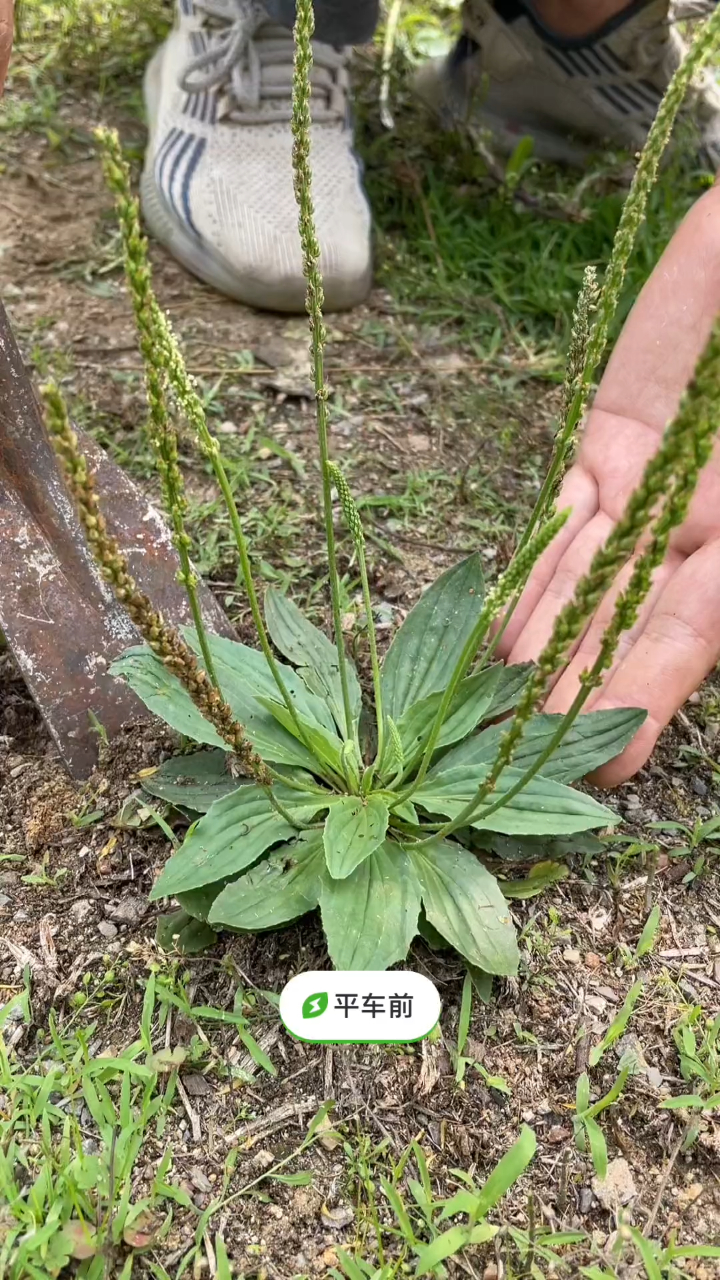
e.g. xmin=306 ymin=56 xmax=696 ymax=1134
xmin=302 ymin=992 xmax=328 ymax=1020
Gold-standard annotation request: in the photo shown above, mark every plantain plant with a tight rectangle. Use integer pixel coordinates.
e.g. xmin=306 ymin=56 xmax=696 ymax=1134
xmin=44 ymin=3 xmax=720 ymax=977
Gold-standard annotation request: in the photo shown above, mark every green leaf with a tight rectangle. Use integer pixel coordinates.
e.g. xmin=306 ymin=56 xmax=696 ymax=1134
xmin=141 ymin=750 xmax=238 ymax=813
xmin=466 ymin=964 xmax=493 ymax=1005
xmin=477 ymin=831 xmax=604 ymax=864
xmin=472 ymin=1126 xmax=536 ymax=1217
xmin=408 ymin=840 xmax=519 ymax=975
xmin=417 ymin=911 xmax=451 ymax=951
xmin=177 ymin=882 xmax=227 ymax=922
xmin=437 ymin=707 xmax=646 ymax=785
xmin=265 ymin=588 xmax=362 ymax=731
xmin=500 ymin=860 xmax=569 ymax=899
xmin=111 ymin=649 xmax=226 ymax=750
xmin=209 ymin=832 xmax=325 ymax=931
xmin=155 ymin=910 xmax=217 ymax=955
xmin=396 ymin=665 xmax=502 ymax=767
xmin=583 ymin=1117 xmax=607 ymax=1180
xmin=457 ymin=970 xmax=472 ymax=1056
xmin=415 ymin=1226 xmax=470 ymax=1275
xmin=628 ymin=1229 xmax=662 ymax=1280
xmin=151 ymin=784 xmax=331 ymax=898
xmin=416 ymin=765 xmax=617 ymax=837
xmin=660 ymin=1094 xmax=707 ymax=1110
xmin=484 ymin=663 xmax=534 ymax=718
xmin=320 ymin=841 xmax=421 ymax=971
xmin=256 ymin=696 xmax=344 ymax=776
xmin=112 ymin=646 xmax=318 ymax=771
xmin=323 ymin=795 xmax=389 ymax=879
xmin=589 ymin=980 xmax=643 ymax=1066
xmin=636 ymin=903 xmax=662 ymax=957
xmin=381 ymin=554 xmax=485 ymax=722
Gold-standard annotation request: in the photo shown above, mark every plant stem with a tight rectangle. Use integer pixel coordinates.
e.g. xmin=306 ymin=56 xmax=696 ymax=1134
xmin=96 ymin=127 xmax=220 ymax=692
xmin=291 ymin=0 xmax=355 ymax=744
xmin=327 ymin=464 xmax=384 ymax=770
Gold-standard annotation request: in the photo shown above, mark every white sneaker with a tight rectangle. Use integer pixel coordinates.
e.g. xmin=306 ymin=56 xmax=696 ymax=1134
xmin=415 ymin=0 xmax=720 ymax=166
xmin=141 ymin=0 xmax=372 ymax=312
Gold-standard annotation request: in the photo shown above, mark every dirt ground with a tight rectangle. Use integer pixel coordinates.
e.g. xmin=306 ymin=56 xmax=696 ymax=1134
xmin=2 ymin=68 xmax=720 ymax=1280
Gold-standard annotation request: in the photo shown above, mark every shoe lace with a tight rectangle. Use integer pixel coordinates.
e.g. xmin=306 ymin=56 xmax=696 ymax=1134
xmin=178 ymin=0 xmax=348 ymax=124
xmin=632 ymin=0 xmax=720 ymax=118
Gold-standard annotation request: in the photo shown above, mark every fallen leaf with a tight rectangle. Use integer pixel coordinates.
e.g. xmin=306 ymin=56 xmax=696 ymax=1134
xmin=123 ymin=1209 xmax=163 ymax=1250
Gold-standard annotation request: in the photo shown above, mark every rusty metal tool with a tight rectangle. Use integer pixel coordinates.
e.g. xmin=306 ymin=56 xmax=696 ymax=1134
xmin=0 ymin=299 xmax=235 ymax=778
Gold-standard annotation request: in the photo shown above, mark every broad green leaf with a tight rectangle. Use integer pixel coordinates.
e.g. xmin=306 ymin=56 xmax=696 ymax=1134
xmin=323 ymin=795 xmax=389 ymax=879
xmin=111 ymin=650 xmax=225 ymax=750
xmin=151 ymin=784 xmax=331 ymax=898
xmin=417 ymin=912 xmax=451 ymax=951
xmin=186 ymin=628 xmax=338 ymax=736
xmin=484 ymin=662 xmax=534 ymax=718
xmin=500 ymin=860 xmax=569 ymax=899
xmin=155 ymin=909 xmax=217 ymax=955
xmin=265 ymin=588 xmax=362 ymax=730
xmin=415 ymin=1226 xmax=469 ymax=1275
xmin=415 ymin=765 xmax=617 ymax=836
xmin=177 ymin=881 xmax=228 ymax=921
xmin=408 ymin=840 xmax=519 ymax=975
xmin=209 ymin=832 xmax=325 ymax=931
xmin=467 ymin=964 xmax=493 ymax=1005
xmin=381 ymin=554 xmax=485 ymax=721
xmin=436 ymin=707 xmax=646 ymax=785
xmin=477 ymin=831 xmax=604 ymax=863
xmin=659 ymin=1094 xmax=707 ymax=1110
xmin=141 ymin=750 xmax=238 ymax=813
xmin=112 ymin=647 xmax=318 ymax=772
xmin=397 ymin=665 xmax=502 ymax=766
xmin=320 ymin=841 xmax=421 ymax=971
xmin=256 ymin=696 xmax=344 ymax=776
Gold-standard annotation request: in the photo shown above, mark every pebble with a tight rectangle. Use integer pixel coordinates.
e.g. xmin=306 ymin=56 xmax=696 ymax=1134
xmin=97 ymin=921 xmax=118 ymax=940
xmin=563 ymin=948 xmax=581 ymax=965
xmin=625 ymin=793 xmax=641 ymax=809
xmin=592 ymin=1158 xmax=637 ymax=1210
xmin=691 ymin=777 xmax=708 ymax=798
xmin=0 ymin=872 xmax=20 ymax=887
xmin=579 ymin=1188 xmax=595 ymax=1214
xmin=70 ymin=899 xmax=95 ymax=923
xmin=0 ymin=895 xmax=11 ymax=909
xmin=585 ymin=952 xmax=603 ymax=969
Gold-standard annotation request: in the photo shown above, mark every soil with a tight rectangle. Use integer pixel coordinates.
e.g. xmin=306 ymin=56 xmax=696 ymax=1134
xmin=2 ymin=72 xmax=720 ymax=1280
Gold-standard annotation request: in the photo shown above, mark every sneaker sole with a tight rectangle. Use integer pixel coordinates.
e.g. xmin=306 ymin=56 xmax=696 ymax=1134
xmin=141 ymin=49 xmax=373 ymax=313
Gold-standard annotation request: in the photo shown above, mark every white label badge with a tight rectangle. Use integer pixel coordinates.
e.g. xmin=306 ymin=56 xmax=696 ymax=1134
xmin=279 ymin=971 xmax=441 ymax=1043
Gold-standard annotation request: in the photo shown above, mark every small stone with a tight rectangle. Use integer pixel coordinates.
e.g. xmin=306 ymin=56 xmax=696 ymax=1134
xmin=189 ymin=1167 xmax=212 ymax=1194
xmin=483 ymin=1267 xmax=499 ymax=1280
xmin=646 ymin=1067 xmax=663 ymax=1090
xmin=689 ymin=691 xmax=702 ymax=705
xmin=70 ymin=899 xmax=95 ymax=923
xmin=321 ymin=1205 xmax=354 ymax=1230
xmin=106 ymin=896 xmax=147 ymax=925
xmin=252 ymin=1149 xmax=275 ymax=1170
xmin=547 ymin=1126 xmax=572 ymax=1143
xmin=98 ymin=921 xmax=118 ymax=940
xmin=0 ymin=895 xmax=11 ymax=909
xmin=0 ymin=872 xmax=20 ymax=887
xmin=322 ymin=1249 xmax=338 ymax=1268
xmin=579 ymin=1188 xmax=595 ymax=1214
xmin=625 ymin=793 xmax=641 ymax=809
xmin=592 ymin=1158 xmax=637 ymax=1210
xmin=183 ymin=1072 xmax=212 ymax=1098
xmin=563 ymin=948 xmax=581 ymax=965
xmin=217 ymin=420 xmax=238 ymax=435
xmin=692 ymin=777 xmax=708 ymax=798
xmin=585 ymin=952 xmax=603 ymax=970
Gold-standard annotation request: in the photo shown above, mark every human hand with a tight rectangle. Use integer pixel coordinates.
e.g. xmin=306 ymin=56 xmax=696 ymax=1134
xmin=0 ymin=0 xmax=13 ymax=94
xmin=497 ymin=183 xmax=720 ymax=786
